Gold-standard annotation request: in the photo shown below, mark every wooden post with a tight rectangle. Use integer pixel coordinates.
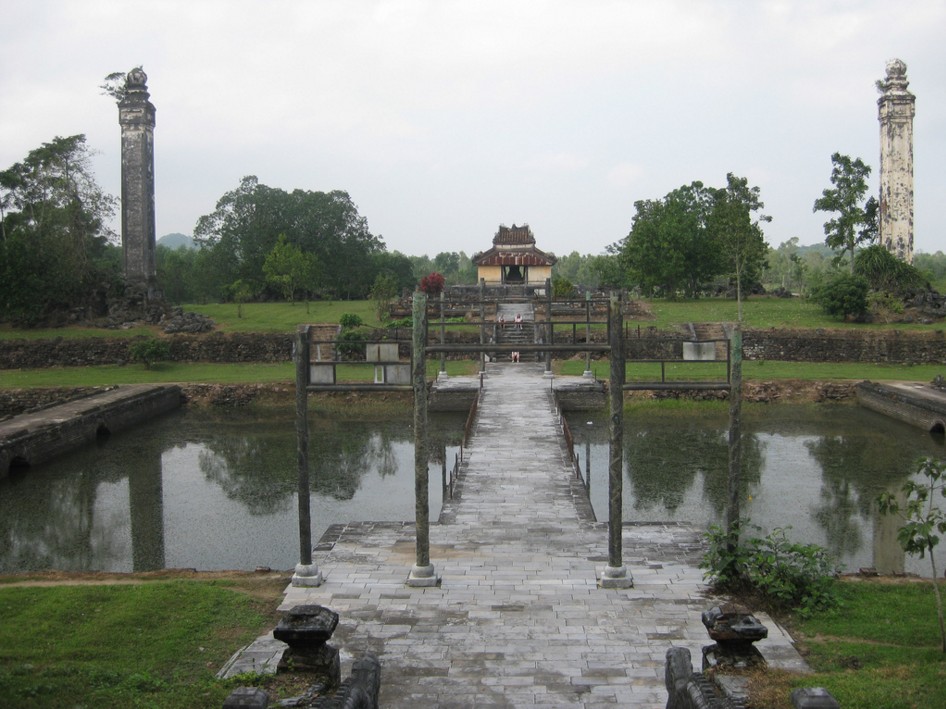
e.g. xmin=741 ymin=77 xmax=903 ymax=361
xmin=408 ymin=291 xmax=438 ymax=586
xmin=601 ymin=292 xmax=632 ymax=587
xmin=292 ymin=325 xmax=322 ymax=587
xmin=726 ymin=323 xmax=744 ymax=552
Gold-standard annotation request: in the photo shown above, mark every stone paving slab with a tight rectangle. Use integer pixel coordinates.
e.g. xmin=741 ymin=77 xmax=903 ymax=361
xmin=274 ymin=363 xmax=806 ymax=707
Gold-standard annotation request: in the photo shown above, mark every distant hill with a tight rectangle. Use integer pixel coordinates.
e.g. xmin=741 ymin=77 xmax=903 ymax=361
xmin=157 ymin=233 xmax=196 ymax=250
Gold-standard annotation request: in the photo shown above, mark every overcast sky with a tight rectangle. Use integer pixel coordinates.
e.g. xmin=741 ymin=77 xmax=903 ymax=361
xmin=2 ymin=1 xmax=944 ymax=259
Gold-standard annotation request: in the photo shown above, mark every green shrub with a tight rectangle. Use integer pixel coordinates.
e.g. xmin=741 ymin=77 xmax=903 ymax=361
xmin=338 ymin=313 xmax=364 ymax=330
xmin=128 ymin=338 xmax=171 ymax=369
xmin=810 ymin=273 xmax=869 ymax=320
xmin=336 ymin=328 xmax=367 ymax=360
xmin=552 ymin=275 xmax=577 ymax=298
xmin=878 ymin=457 xmax=946 ymax=653
xmin=702 ymin=520 xmax=841 ymax=618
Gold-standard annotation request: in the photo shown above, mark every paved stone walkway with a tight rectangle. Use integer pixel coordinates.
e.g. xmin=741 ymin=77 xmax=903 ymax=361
xmin=274 ymin=363 xmax=804 ymax=707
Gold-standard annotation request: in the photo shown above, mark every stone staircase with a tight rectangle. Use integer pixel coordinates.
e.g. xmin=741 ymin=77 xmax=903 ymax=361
xmin=308 ymin=324 xmax=341 ymax=361
xmin=683 ymin=322 xmax=730 ymax=360
xmin=495 ymin=303 xmax=536 ymax=361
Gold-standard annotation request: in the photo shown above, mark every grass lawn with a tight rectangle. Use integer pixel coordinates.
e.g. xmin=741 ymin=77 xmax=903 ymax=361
xmin=0 ymin=576 xmax=289 ymax=709
xmin=2 ymin=296 xmax=944 ymax=342
xmin=556 ymin=358 xmax=946 ymax=383
xmin=750 ymin=578 xmax=946 ymax=708
xmin=1 ymin=296 xmax=943 ymax=389
xmin=185 ymin=301 xmax=383 ymax=332
xmin=1 ymin=358 xmax=940 ymax=390
xmin=642 ymin=296 xmax=946 ymax=332
xmin=0 ymin=577 xmax=941 ymax=707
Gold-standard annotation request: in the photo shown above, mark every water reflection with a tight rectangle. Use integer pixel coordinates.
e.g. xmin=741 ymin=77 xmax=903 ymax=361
xmin=4 ymin=402 xmax=944 ymax=578
xmin=570 ymin=404 xmax=946 ymax=577
xmin=0 ymin=408 xmax=463 ymax=573
xmin=625 ymin=425 xmax=763 ymax=517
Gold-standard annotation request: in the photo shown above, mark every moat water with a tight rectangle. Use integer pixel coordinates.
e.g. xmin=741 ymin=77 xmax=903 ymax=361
xmin=1 ymin=402 xmax=943 ymax=577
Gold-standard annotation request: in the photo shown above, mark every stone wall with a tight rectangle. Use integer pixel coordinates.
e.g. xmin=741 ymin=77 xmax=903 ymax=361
xmin=856 ymin=381 xmax=946 ymax=432
xmin=0 ymin=333 xmax=293 ymax=369
xmin=743 ymin=329 xmax=946 ymax=364
xmin=2 ymin=328 xmax=945 ymax=370
xmin=1 ymin=385 xmax=182 ymax=477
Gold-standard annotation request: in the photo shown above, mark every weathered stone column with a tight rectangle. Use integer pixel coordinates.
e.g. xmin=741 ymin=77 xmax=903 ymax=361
xmin=544 ymin=278 xmax=553 ymax=377
xmin=438 ymin=291 xmax=447 ymax=378
xmin=479 ymin=279 xmax=487 ymax=375
xmin=726 ymin=323 xmax=743 ymax=546
xmin=877 ymin=58 xmax=916 ymax=263
xmin=409 ymin=291 xmax=438 ymax=586
xmin=118 ymin=68 xmax=159 ymax=297
xmin=293 ymin=326 xmax=322 ymax=587
xmin=601 ymin=291 xmax=632 ymax=588
xmin=583 ymin=291 xmax=593 ymax=378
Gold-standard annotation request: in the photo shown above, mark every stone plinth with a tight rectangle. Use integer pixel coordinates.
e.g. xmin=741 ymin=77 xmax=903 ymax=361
xmin=701 ymin=604 xmax=768 ymax=671
xmin=273 ymin=605 xmax=340 ymax=686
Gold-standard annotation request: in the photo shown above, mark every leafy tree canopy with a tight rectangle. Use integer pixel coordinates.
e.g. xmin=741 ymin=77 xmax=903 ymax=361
xmin=813 ymin=153 xmax=876 ymax=271
xmin=193 ymin=176 xmax=383 ymax=300
xmin=0 ymin=134 xmax=118 ymax=325
xmin=614 ymin=175 xmax=769 ymax=304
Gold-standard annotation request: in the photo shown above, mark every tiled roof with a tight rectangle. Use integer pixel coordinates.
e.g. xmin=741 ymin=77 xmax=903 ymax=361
xmin=474 ymin=245 xmax=556 ymax=267
xmin=493 ymin=224 xmax=535 ymax=246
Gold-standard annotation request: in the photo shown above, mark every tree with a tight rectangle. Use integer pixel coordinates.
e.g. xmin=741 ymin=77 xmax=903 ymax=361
xmin=878 ymin=457 xmax=946 ymax=653
xmin=0 ymin=135 xmax=118 ymax=324
xmin=617 ymin=182 xmax=721 ymax=298
xmin=194 ymin=176 xmax=383 ymax=301
xmin=262 ymin=234 xmax=319 ymax=302
xmin=813 ymin=153 xmax=875 ymax=272
xmin=708 ymin=173 xmax=771 ymax=322
xmin=156 ymin=244 xmax=199 ymax=304
xmin=370 ymin=272 xmax=399 ymax=322
xmin=372 ymin=251 xmax=415 ymax=294
xmin=765 ymin=238 xmax=807 ymax=294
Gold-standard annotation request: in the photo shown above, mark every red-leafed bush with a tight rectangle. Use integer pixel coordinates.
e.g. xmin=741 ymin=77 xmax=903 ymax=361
xmin=419 ymin=272 xmax=445 ymax=295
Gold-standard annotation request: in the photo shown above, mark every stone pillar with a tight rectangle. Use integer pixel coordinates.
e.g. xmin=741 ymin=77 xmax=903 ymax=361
xmin=877 ymin=58 xmax=916 ymax=263
xmin=601 ymin=292 xmax=632 ymax=588
xmin=293 ymin=326 xmax=322 ymax=587
xmin=408 ymin=291 xmax=438 ymax=586
xmin=118 ymin=68 xmax=159 ymax=296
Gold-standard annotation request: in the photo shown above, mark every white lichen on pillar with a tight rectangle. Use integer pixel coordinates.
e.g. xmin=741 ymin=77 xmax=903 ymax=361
xmin=876 ymin=58 xmax=916 ymax=264
xmin=119 ymin=68 xmax=158 ymax=295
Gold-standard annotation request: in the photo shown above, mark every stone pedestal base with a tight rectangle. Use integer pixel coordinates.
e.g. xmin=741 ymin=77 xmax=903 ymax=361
xmin=278 ymin=642 xmax=340 ymax=682
xmin=702 ymin=642 xmax=766 ymax=671
xmin=582 ymin=370 xmax=594 ymax=379
xmin=598 ymin=564 xmax=633 ymax=588
xmin=291 ymin=562 xmax=323 ymax=587
xmin=407 ymin=563 xmax=440 ymax=587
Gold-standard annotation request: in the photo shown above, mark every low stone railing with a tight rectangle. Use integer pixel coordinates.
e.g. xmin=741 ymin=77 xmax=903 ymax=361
xmin=222 ymin=604 xmax=381 ymax=709
xmin=665 ymin=604 xmax=840 ymax=709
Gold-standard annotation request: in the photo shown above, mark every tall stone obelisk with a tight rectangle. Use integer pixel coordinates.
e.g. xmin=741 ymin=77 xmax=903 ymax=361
xmin=877 ymin=58 xmax=916 ymax=263
xmin=118 ymin=68 xmax=158 ymax=297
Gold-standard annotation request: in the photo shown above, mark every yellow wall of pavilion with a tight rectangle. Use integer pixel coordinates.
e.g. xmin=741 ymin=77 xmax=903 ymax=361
xmin=476 ymin=264 xmax=553 ymax=285
xmin=477 ymin=265 xmax=503 ymax=284
xmin=527 ymin=265 xmax=553 ymax=285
